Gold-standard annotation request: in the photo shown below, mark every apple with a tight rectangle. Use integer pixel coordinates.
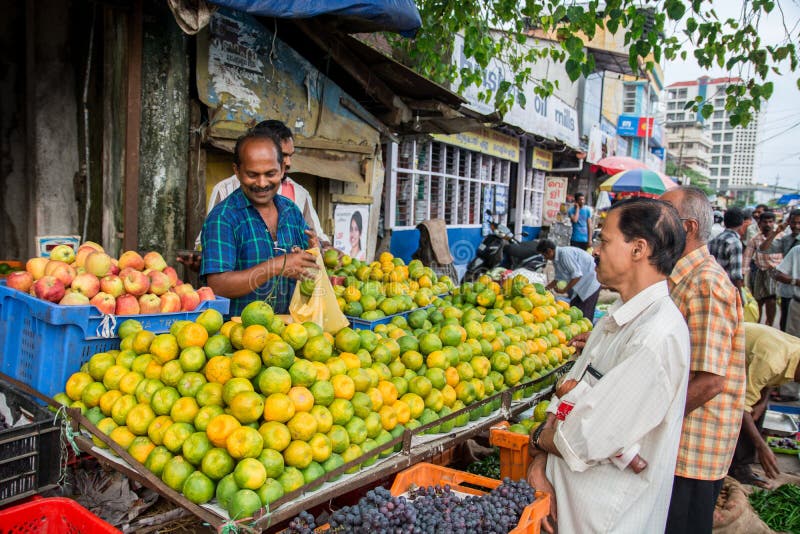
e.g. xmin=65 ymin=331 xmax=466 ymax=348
xmin=81 ymin=241 xmax=104 ymax=253
xmin=85 ymin=251 xmax=113 ymax=278
xmin=147 ymin=271 xmax=172 ymax=296
xmin=33 ymin=276 xmax=66 ymax=303
xmin=138 ymin=294 xmax=161 ymax=314
xmin=59 ymin=292 xmax=90 ymax=306
xmin=75 ymin=246 xmax=97 ymax=268
xmin=26 ymin=257 xmax=49 ymax=280
xmin=109 ymin=260 xmax=120 ymax=276
xmin=46 ymin=262 xmax=76 ymax=287
xmin=90 ymin=292 xmax=116 ymax=314
xmin=163 ymin=266 xmax=179 ymax=288
xmin=143 ymin=251 xmax=167 ymax=272
xmin=174 ymin=283 xmax=195 ymax=297
xmin=123 ymin=270 xmax=150 ymax=296
xmin=180 ymin=289 xmax=200 ymax=311
xmin=197 ymin=286 xmax=215 ymax=302
xmin=49 ymin=244 xmax=76 ymax=264
xmin=71 ymin=272 xmax=101 ymax=298
xmin=100 ymin=275 xmax=125 ymax=298
xmin=115 ymin=294 xmax=140 ymax=315
xmin=6 ymin=271 xmax=34 ymax=293
xmin=118 ymin=267 xmax=136 ymax=280
xmin=159 ymin=292 xmax=181 ymax=312
xmin=118 ymin=250 xmax=145 ymax=271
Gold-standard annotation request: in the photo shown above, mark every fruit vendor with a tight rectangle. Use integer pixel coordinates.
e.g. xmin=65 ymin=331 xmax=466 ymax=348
xmin=536 ymin=239 xmax=601 ymax=322
xmin=200 ymin=129 xmax=319 ymax=316
xmin=527 ymin=198 xmax=690 ymax=533
xmin=728 ymin=323 xmax=800 ymax=487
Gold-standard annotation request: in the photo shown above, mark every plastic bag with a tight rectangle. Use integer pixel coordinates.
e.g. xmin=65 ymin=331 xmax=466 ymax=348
xmin=289 ymin=248 xmax=349 ymax=333
xmin=741 ymin=287 xmax=760 ymax=323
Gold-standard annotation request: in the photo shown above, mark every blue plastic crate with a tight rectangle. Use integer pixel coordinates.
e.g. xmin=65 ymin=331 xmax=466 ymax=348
xmin=0 ymin=282 xmax=229 ymax=398
xmin=346 ymin=305 xmax=433 ymax=331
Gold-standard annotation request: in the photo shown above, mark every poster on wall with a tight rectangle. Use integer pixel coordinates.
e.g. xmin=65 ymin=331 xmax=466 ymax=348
xmin=542 ymin=177 xmax=568 ymax=224
xmin=334 ymin=204 xmax=370 ymax=261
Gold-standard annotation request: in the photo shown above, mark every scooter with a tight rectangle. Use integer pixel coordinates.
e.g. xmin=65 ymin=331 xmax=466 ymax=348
xmin=464 ymin=211 xmax=546 ymax=282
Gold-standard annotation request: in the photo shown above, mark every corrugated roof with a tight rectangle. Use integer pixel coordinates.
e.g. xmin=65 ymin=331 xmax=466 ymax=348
xmin=667 ymin=77 xmax=743 ymax=88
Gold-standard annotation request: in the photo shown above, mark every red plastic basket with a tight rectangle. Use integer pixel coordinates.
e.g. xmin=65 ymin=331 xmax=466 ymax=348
xmin=0 ymin=497 xmax=119 ymax=533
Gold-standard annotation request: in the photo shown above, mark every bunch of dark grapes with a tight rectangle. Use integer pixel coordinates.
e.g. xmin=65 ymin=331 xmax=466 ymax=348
xmin=327 ymin=478 xmax=536 ymax=533
xmin=285 ymin=510 xmax=317 ymax=534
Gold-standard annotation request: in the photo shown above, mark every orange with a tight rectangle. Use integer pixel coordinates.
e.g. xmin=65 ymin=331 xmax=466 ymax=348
xmin=228 ymin=391 xmax=265 ymax=424
xmin=201 ymin=447 xmax=235 ymax=480
xmin=102 ymin=365 xmax=128 ymax=390
xmin=341 ymin=444 xmax=363 ymax=474
xmin=347 ymin=368 xmax=372 ymax=393
xmin=205 ymin=355 xmax=233 ymax=384
xmin=126 ymin=403 xmax=156 ymax=436
xmin=230 ymin=349 xmax=262 ymax=379
xmin=229 ymin=323 xmax=245 ymax=350
xmin=147 ymin=415 xmax=174 ymax=445
xmin=226 ymin=426 xmax=264 ymax=459
xmin=311 ymin=361 xmax=330 ymax=382
xmin=111 ymin=394 xmax=138 ymax=426
xmin=308 ymin=433 xmax=332 ymax=463
xmin=377 ymin=380 xmax=398 ymax=406
xmin=81 ymin=382 xmax=107 ymax=408
xmin=109 ymin=426 xmax=136 ymax=450
xmin=366 ymin=387 xmax=384 ymax=412
xmin=99 ymin=390 xmax=123 ymax=416
xmin=393 ymin=400 xmax=411 ymax=424
xmin=261 ymin=340 xmax=296 ymax=369
xmin=206 ymin=414 xmax=241 ymax=448
xmin=159 ymin=360 xmax=184 ymax=387
xmin=281 ymin=323 xmax=309 ymax=351
xmin=182 ymin=431 xmax=214 ymax=465
xmin=233 ymin=457 xmax=267 ymax=490
xmin=134 ymin=378 xmax=163 ymax=404
xmin=328 ymin=399 xmax=354 ymax=426
xmin=162 ymin=456 xmax=195 ymax=492
xmin=204 ymin=334 xmax=233 ymax=358
xmin=256 ymin=366 xmax=292 ymax=396
xmin=331 ymin=374 xmax=355 ymax=400
xmin=88 ymin=353 xmax=116 ymax=381
xmin=309 ymin=380 xmax=335 ymax=407
xmin=176 ymin=372 xmax=206 ymax=397
xmin=196 ymin=309 xmax=224 ymax=335
xmin=221 ymin=377 xmax=254 ymax=405
xmin=282 ymin=440 xmax=313 ymax=469
xmin=176 ymin=323 xmax=209 ymax=350
xmin=310 ymin=405 xmax=333 ymax=434
xmin=287 ymin=386 xmax=314 ymax=413
xmin=441 ymin=384 xmax=457 ymax=407
xmin=144 ymin=445 xmax=173 ymax=476
xmin=339 ymin=352 xmax=361 ymax=370
xmin=182 ymin=471 xmax=215 ymax=505
xmin=263 ymin=393 xmax=296 ymax=423
xmin=241 ymin=300 xmax=275 ymax=328
xmin=161 ymin=421 xmax=195 ymax=453
xmin=127 ymin=436 xmax=156 ymax=464
xmin=378 ymin=405 xmax=398 ymax=431
xmin=227 ymin=488 xmax=262 ymax=521
xmin=326 ymin=357 xmax=347 ymax=377
xmin=132 ymin=330 xmax=155 ymax=354
xmin=150 ymin=334 xmax=179 ymax=364
xmin=242 ymin=325 xmax=269 ymax=353
xmin=193 ymin=405 xmax=224 ymax=432
xmin=288 ymin=359 xmax=318 ymax=387
xmin=445 ymin=366 xmax=460 ymax=388
xmin=287 ymin=412 xmax=318 ymax=441
xmin=303 ymin=335 xmax=333 ymax=363
xmin=400 ymin=393 xmax=425 ymax=419
xmin=195 ymin=382 xmax=224 ymax=407
xmin=93 ymin=417 xmax=118 ymax=448
xmin=179 ymin=346 xmax=207 ymax=372
xmin=65 ymin=372 xmax=94 ymax=401
xmin=327 ymin=425 xmax=350 ymax=454
xmin=144 ymin=361 xmax=163 ymax=380
xmin=170 ymin=397 xmax=200 ymax=424
xmin=258 ymin=421 xmax=292 ymax=451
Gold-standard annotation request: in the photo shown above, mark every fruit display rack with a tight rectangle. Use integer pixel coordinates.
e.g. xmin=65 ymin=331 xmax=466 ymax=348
xmin=22 ymin=363 xmax=568 ymax=532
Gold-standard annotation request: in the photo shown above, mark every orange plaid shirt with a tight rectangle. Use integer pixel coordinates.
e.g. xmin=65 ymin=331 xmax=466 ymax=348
xmin=669 ymin=246 xmax=746 ymax=481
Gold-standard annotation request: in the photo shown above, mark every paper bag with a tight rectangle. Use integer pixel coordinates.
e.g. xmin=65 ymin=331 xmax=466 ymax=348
xmin=289 ymin=248 xmax=349 ymax=333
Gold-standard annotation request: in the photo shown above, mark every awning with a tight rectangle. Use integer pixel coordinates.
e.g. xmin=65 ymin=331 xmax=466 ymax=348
xmin=207 ymin=0 xmax=421 ymax=36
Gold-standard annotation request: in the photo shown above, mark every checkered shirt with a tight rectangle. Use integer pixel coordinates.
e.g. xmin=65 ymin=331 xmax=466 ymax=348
xmin=201 ymin=189 xmax=309 ymax=316
xmin=709 ymin=229 xmax=744 ymax=282
xmin=743 ymin=233 xmax=784 ymax=276
xmin=669 ymin=246 xmax=746 ymax=481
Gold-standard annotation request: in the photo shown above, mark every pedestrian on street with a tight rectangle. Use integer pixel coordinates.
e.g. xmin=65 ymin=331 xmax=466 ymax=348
xmin=772 ymin=244 xmax=800 ymax=337
xmin=760 ymin=208 xmax=800 ymax=331
xmin=568 ymin=192 xmax=593 ymax=250
xmin=709 ymin=206 xmax=746 ymax=288
xmin=536 ymin=239 xmax=601 ymax=322
xmin=744 ymin=211 xmax=783 ymax=327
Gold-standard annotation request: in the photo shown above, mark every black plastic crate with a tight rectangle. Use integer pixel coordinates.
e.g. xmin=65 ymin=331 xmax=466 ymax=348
xmin=0 ymin=380 xmax=62 ymax=506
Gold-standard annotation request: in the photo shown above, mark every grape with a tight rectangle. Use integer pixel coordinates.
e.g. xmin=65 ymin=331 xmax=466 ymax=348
xmin=285 ymin=510 xmax=316 ymax=534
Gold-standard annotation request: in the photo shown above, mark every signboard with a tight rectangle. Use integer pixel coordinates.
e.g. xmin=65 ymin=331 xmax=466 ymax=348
xmin=650 ymin=147 xmax=665 ymax=160
xmin=532 ymin=147 xmax=553 ymax=170
xmin=617 ymin=114 xmax=654 ymax=138
xmin=36 ymin=235 xmax=81 ymax=258
xmin=543 ymin=177 xmax=568 ymax=224
xmin=333 ymin=204 xmax=370 ymax=261
xmin=586 ymin=125 xmax=619 ymax=164
xmin=432 ymin=127 xmax=519 ymax=162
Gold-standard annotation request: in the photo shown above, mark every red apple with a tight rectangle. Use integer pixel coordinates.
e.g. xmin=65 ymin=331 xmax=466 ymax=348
xmin=122 ymin=270 xmax=150 ymax=296
xmin=49 ymin=244 xmax=76 ymax=264
xmin=118 ymin=250 xmax=145 ymax=271
xmin=90 ymin=292 xmax=116 ymax=314
xmin=118 ymin=267 xmax=136 ymax=279
xmin=115 ymin=294 xmax=140 ymax=315
xmin=75 ymin=246 xmax=97 ymax=268
xmin=197 ymin=286 xmax=215 ymax=302
xmin=138 ymin=294 xmax=161 ymax=314
xmin=174 ymin=283 xmax=194 ymax=297
xmin=33 ymin=276 xmax=66 ymax=303
xmin=147 ymin=271 xmax=172 ymax=296
xmin=180 ymin=289 xmax=200 ymax=311
xmin=59 ymin=292 xmax=90 ymax=306
xmin=85 ymin=251 xmax=113 ymax=278
xmin=71 ymin=272 xmax=101 ymax=298
xmin=46 ymin=262 xmax=76 ymax=287
xmin=81 ymin=241 xmax=104 ymax=253
xmin=6 ymin=271 xmax=34 ymax=293
xmin=143 ymin=251 xmax=167 ymax=272
xmin=109 ymin=260 xmax=120 ymax=276
xmin=159 ymin=292 xmax=181 ymax=313
xmin=100 ymin=275 xmax=125 ymax=298
xmin=163 ymin=266 xmax=179 ymax=288
xmin=26 ymin=257 xmax=49 ymax=280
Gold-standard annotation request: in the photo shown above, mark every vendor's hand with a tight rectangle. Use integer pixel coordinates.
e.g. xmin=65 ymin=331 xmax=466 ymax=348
xmin=176 ymin=251 xmax=201 ymax=272
xmin=305 ymin=229 xmax=320 ymax=250
xmin=568 ymin=331 xmax=591 ymax=354
xmin=282 ymin=250 xmax=319 ymax=281
xmin=527 ymin=454 xmax=557 ymax=533
xmin=757 ymin=441 xmax=780 ymax=479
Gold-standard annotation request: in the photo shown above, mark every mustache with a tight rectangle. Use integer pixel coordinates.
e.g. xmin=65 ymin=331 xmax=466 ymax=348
xmin=248 ymin=184 xmax=277 ymax=194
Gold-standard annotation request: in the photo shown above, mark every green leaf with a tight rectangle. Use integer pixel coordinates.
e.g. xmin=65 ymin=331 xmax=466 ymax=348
xmin=701 ymin=104 xmax=714 ymax=119
xmin=666 ymin=0 xmax=686 ymax=20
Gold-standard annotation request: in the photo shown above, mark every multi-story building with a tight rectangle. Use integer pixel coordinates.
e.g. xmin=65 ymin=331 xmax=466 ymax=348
xmin=665 ymin=76 xmax=761 ymax=193
xmin=665 ymin=122 xmax=713 ymax=179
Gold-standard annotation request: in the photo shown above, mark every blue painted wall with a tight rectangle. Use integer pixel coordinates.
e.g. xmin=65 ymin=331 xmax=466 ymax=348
xmin=390 ymin=227 xmax=484 ymax=265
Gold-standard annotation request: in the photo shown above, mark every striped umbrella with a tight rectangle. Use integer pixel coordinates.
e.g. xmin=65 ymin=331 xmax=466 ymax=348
xmin=599 ymin=168 xmax=679 ymax=195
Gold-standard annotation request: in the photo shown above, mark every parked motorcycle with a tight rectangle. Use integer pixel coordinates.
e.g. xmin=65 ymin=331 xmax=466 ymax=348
xmin=464 ymin=211 xmax=546 ymax=282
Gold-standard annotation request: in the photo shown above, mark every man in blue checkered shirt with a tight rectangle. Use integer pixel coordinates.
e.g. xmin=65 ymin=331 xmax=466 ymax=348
xmin=201 ymin=130 xmax=319 ymax=316
xmin=708 ymin=207 xmax=745 ymax=289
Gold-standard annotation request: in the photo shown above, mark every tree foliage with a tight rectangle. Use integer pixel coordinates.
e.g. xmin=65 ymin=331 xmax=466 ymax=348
xmin=390 ymin=0 xmax=799 ymax=127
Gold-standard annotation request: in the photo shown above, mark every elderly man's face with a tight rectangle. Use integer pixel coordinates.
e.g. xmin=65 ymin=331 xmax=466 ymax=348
xmin=592 ymin=210 xmax=634 ymax=289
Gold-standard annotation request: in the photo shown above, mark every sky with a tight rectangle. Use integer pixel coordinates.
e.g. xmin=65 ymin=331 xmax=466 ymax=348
xmin=662 ymin=0 xmax=800 ymax=191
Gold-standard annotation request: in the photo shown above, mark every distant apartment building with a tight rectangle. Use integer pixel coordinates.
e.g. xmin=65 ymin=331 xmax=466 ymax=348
xmin=665 ymin=76 xmax=760 ymax=193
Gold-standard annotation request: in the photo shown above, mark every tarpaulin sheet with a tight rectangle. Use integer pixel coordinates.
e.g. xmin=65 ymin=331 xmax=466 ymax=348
xmin=207 ymin=0 xmax=421 ymax=36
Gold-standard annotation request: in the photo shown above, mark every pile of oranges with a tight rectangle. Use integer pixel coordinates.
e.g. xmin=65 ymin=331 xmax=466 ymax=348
xmin=55 ymin=275 xmax=590 ymax=522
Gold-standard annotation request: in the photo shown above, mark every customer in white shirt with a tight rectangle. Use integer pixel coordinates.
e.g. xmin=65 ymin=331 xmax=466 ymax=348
xmin=527 ymin=197 xmax=690 ymax=534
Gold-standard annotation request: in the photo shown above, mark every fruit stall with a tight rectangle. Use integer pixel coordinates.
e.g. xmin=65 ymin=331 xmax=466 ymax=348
xmin=0 ymin=243 xmax=588 ymax=532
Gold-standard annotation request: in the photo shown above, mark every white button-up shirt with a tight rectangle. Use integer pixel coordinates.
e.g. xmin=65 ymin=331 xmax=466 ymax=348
xmin=553 ymin=246 xmax=601 ymax=301
xmin=545 ymin=281 xmax=690 ymax=533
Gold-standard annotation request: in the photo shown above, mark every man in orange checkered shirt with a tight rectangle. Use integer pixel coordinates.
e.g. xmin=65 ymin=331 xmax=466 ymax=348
xmin=661 ymin=187 xmax=746 ymax=534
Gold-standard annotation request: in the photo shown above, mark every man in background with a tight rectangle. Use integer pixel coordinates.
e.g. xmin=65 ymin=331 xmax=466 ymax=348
xmin=760 ymin=208 xmax=800 ymax=331
xmin=536 ymin=239 xmax=601 ymax=322
xmin=709 ymin=207 xmax=745 ymax=288
xmin=744 ymin=211 xmax=783 ymax=327
xmin=568 ymin=192 xmax=593 ymax=250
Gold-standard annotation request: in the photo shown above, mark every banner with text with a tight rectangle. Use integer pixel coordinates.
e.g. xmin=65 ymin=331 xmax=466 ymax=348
xmin=432 ymin=128 xmax=519 ymax=162
xmin=543 ymin=177 xmax=568 ymax=224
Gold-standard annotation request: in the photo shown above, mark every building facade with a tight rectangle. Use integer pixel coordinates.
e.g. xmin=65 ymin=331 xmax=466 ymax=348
xmin=666 ymin=77 xmax=761 ymax=193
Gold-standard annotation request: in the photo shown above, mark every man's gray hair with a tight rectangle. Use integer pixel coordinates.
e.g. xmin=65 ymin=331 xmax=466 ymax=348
xmin=673 ymin=186 xmax=713 ymax=243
